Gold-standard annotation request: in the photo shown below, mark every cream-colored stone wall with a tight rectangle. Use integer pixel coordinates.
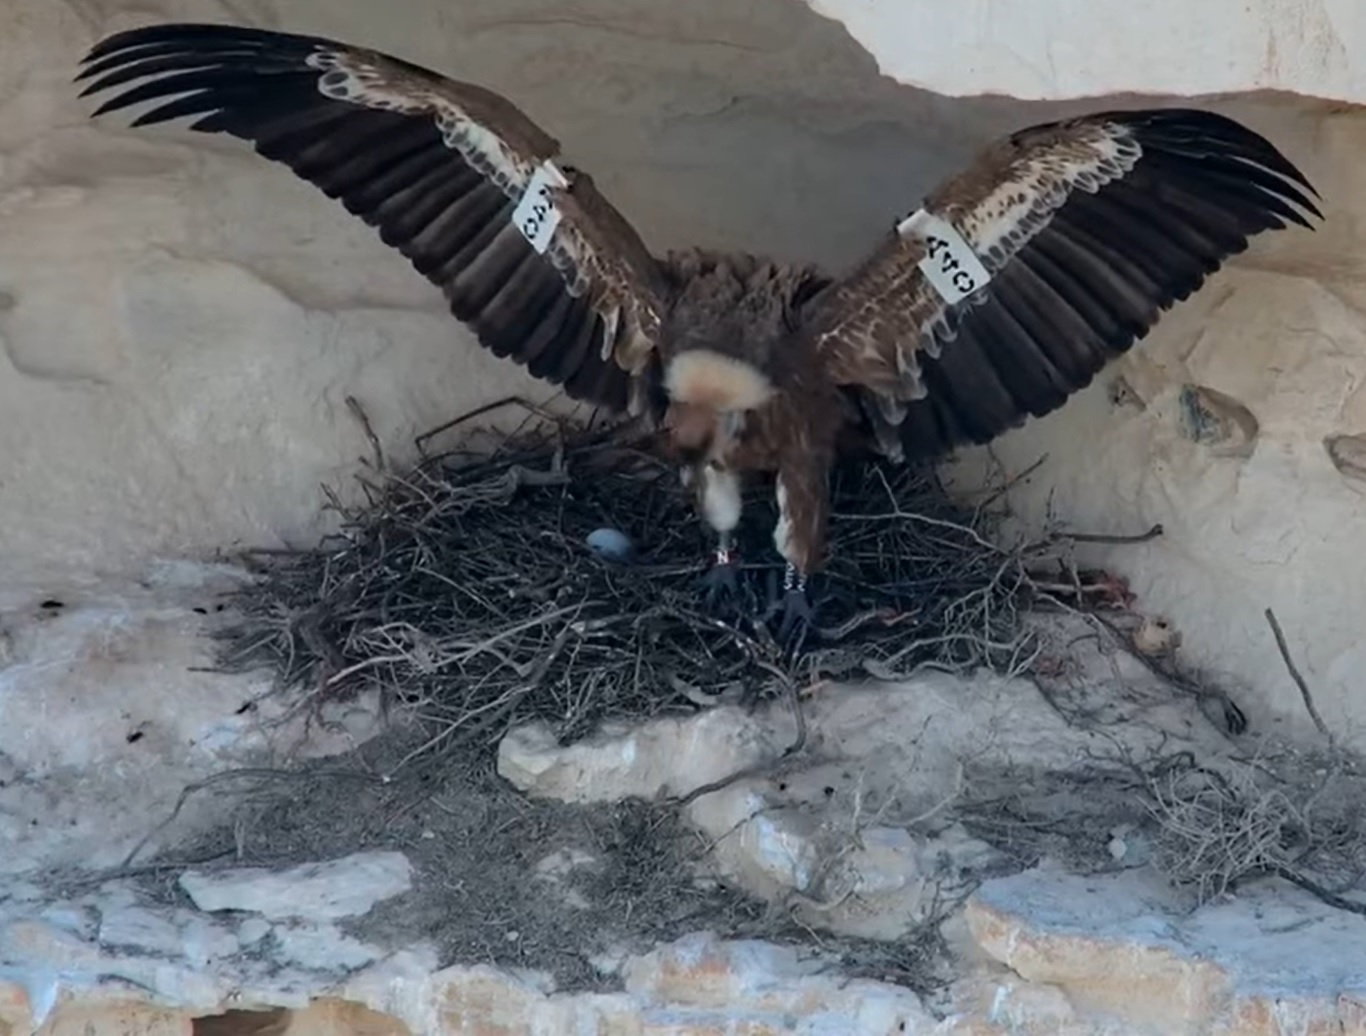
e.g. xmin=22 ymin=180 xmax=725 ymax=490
xmin=795 ymin=1 xmax=1366 ymax=749
xmin=936 ymin=99 xmax=1366 ymax=746
xmin=3 ymin=0 xmax=940 ymax=599
xmin=12 ymin=0 xmax=1363 ymax=748
xmin=806 ymin=0 xmax=1366 ymax=102
xmin=5 ymin=3 xmax=1366 ymax=1033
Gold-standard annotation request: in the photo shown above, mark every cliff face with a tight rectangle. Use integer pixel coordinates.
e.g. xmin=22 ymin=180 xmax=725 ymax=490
xmin=804 ymin=0 xmax=1366 ymax=756
xmin=2 ymin=0 xmax=980 ymax=598
xmin=8 ymin=0 xmax=1361 ymax=741
xmin=3 ymin=2 xmax=1365 ymax=1034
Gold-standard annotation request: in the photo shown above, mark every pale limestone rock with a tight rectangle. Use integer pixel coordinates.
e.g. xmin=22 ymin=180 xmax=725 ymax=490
xmin=97 ymin=904 xmax=239 ymax=965
xmin=1177 ymin=385 xmax=1261 ymax=458
xmin=0 ymin=0 xmax=1363 ymax=1031
xmin=618 ymin=930 xmax=931 ymax=1029
xmin=2 ymin=816 xmax=1366 ymax=1034
xmin=269 ymin=923 xmax=381 ymax=973
xmin=1131 ymin=615 xmax=1181 ymax=657
xmin=0 ymin=874 xmax=435 ymax=1028
xmin=1325 ymin=432 xmax=1366 ymax=481
xmin=35 ymin=1004 xmax=190 ymax=1036
xmin=530 ymin=849 xmax=597 ymax=910
xmin=531 ymin=848 xmax=597 ymax=880
xmin=499 ymin=668 xmax=1230 ymax=942
xmin=0 ymin=563 xmax=387 ymax=877
xmin=963 ymin=867 xmax=1366 ymax=1035
xmin=235 ymin=920 xmax=272 ymax=948
xmin=945 ymin=250 xmax=1366 ymax=751
xmin=804 ymin=0 xmax=1366 ymax=101
xmin=497 ymin=705 xmax=785 ymax=804
xmin=178 ymin=852 xmax=413 ymax=922
xmin=0 ymin=891 xmax=948 ymax=1036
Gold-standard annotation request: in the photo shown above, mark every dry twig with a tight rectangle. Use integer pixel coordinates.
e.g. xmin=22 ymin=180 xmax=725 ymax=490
xmin=1264 ymin=606 xmax=1332 ymax=741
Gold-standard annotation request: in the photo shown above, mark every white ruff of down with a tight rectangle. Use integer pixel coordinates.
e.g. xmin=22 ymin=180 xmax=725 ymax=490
xmin=773 ymin=476 xmax=795 ymax=566
xmin=664 ymin=350 xmax=776 ymax=411
xmin=701 ymin=465 xmax=742 ymax=534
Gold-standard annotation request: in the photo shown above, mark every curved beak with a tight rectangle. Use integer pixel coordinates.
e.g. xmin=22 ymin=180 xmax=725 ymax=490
xmin=663 ymin=401 xmax=717 ymax=463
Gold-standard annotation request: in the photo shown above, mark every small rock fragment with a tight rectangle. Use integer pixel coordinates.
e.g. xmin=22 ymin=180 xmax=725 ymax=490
xmin=271 ymin=920 xmax=379 ymax=971
xmin=1107 ymin=373 xmax=1147 ymax=410
xmin=1325 ymin=433 xmax=1366 ymax=482
xmin=498 ymin=706 xmax=781 ymax=803
xmin=1178 ymin=384 xmax=1259 ymax=457
xmin=179 ymin=850 xmax=412 ymax=922
xmin=1133 ymin=615 xmax=1182 ymax=657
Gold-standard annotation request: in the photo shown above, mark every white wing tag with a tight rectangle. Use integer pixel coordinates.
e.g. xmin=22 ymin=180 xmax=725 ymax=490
xmin=896 ymin=209 xmax=991 ymax=304
xmin=512 ymin=160 xmax=569 ymax=254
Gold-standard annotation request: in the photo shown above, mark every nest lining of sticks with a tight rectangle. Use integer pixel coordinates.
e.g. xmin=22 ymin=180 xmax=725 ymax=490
xmin=213 ymin=401 xmax=1049 ymax=764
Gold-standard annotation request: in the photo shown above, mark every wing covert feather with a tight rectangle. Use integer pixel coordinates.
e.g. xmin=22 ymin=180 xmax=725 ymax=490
xmin=805 ymin=107 xmax=1322 ymax=460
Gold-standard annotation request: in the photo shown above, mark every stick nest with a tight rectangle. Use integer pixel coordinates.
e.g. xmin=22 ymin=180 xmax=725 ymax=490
xmin=213 ymin=403 xmax=1041 ymax=764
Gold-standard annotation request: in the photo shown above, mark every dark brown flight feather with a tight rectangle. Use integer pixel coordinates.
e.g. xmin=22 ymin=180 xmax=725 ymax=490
xmin=805 ymin=107 xmax=1322 ymax=461
xmin=76 ymin=21 xmax=671 ymax=419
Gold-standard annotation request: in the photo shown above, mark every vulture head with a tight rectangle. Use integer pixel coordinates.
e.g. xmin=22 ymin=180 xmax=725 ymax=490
xmin=75 ymin=22 xmax=1324 ymax=649
xmin=656 ymin=251 xmax=822 ymax=467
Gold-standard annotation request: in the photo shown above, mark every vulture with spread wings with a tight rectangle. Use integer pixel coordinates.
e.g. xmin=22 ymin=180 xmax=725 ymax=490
xmin=77 ymin=22 xmax=1322 ymax=643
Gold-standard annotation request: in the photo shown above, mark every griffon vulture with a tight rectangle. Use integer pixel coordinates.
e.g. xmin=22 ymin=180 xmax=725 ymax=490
xmin=76 ymin=22 xmax=1323 ymax=642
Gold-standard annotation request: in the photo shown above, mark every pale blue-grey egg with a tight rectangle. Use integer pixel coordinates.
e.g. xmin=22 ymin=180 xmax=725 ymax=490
xmin=586 ymin=527 xmax=635 ymax=563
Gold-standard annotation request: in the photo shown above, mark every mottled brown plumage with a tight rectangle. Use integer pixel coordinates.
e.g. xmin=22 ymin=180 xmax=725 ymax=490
xmin=77 ymin=22 xmax=1324 ymax=628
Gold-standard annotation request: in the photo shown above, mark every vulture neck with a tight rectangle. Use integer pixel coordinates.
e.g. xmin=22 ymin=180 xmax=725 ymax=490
xmin=661 ymin=346 xmax=776 ymax=464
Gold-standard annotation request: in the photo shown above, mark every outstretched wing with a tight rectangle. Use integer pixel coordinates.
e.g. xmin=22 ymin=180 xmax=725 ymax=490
xmin=802 ymin=107 xmax=1322 ymax=460
xmin=76 ymin=22 xmax=670 ymax=418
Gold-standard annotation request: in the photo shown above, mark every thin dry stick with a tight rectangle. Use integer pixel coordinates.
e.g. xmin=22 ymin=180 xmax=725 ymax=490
xmin=414 ymin=394 xmax=569 ymax=453
xmin=1271 ymin=865 xmax=1366 ymax=917
xmin=1060 ymin=523 xmax=1165 ymax=545
xmin=1264 ymin=606 xmax=1332 ymax=741
xmin=345 ymin=394 xmax=386 ymax=472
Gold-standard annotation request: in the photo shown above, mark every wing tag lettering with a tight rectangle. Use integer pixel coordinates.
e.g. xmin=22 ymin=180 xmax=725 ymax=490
xmin=896 ymin=209 xmax=992 ymax=304
xmin=513 ymin=160 xmax=569 ymax=253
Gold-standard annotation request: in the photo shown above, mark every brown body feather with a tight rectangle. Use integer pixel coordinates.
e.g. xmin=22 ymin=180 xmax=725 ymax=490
xmin=77 ymin=23 xmax=1323 ymax=582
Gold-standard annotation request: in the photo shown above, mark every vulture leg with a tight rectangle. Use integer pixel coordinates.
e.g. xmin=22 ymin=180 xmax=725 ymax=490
xmin=695 ymin=462 xmax=755 ymax=617
xmin=763 ymin=464 xmax=828 ymax=656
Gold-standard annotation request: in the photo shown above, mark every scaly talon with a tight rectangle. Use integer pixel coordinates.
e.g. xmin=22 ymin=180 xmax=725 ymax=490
xmin=764 ymin=563 xmax=818 ymax=656
xmin=699 ymin=545 xmax=754 ymax=618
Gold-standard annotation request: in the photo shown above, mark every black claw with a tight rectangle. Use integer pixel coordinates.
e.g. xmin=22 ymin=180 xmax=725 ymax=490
xmin=699 ymin=556 xmax=755 ymax=619
xmin=778 ymin=588 xmax=815 ymax=656
xmin=763 ymin=566 xmax=818 ymax=656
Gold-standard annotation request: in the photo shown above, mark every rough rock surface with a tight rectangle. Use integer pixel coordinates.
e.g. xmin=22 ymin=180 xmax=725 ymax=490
xmin=499 ymin=650 xmax=1239 ymax=942
xmin=5 ymin=0 xmax=1366 ymax=1033
xmin=178 ymin=852 xmax=413 ymax=922
xmin=962 ymin=868 xmax=1366 ymax=1035
xmin=805 ymin=0 xmax=1366 ymax=102
xmin=0 ymin=561 xmax=385 ymax=876
xmin=3 ymin=684 xmax=1365 ymax=1035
